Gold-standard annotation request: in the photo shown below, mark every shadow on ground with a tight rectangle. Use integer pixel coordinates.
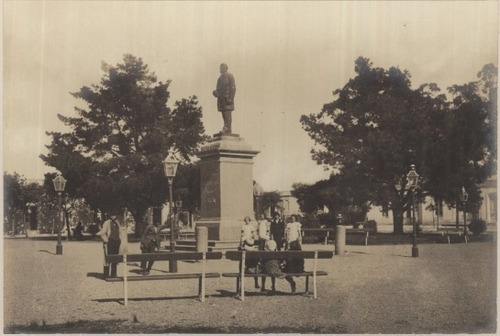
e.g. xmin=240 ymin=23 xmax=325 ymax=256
xmin=92 ymin=295 xmax=201 ymax=306
xmin=4 ymin=319 xmax=349 ymax=334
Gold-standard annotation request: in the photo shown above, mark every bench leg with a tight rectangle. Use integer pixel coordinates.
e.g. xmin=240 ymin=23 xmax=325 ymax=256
xmin=198 ymin=276 xmax=202 ymax=300
xmin=305 ymin=276 xmax=309 ymax=294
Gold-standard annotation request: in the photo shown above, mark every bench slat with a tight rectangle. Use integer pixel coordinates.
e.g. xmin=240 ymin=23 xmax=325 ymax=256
xmin=225 ymin=250 xmax=333 ymax=260
xmin=222 ymin=271 xmax=328 ymax=277
xmin=105 ymin=272 xmax=221 ymax=282
xmin=106 ymin=251 xmax=223 ymax=263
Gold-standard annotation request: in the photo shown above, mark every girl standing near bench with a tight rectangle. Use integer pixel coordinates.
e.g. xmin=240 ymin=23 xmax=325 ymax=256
xmin=240 ymin=216 xmax=260 ymax=289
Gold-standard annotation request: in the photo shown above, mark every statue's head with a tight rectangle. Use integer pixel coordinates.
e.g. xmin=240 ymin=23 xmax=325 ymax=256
xmin=220 ymin=63 xmax=228 ymax=73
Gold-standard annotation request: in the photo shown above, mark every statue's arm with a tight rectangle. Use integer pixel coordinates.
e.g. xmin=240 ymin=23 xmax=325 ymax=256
xmin=229 ymin=74 xmax=236 ymax=98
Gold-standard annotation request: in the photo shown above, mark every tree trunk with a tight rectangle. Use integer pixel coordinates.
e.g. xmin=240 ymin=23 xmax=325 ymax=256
xmin=393 ymin=211 xmax=404 ymax=234
xmin=455 ymin=205 xmax=460 ymax=229
xmin=392 ymin=199 xmax=404 ymax=234
xmin=133 ymin=209 xmax=147 ymax=238
xmin=65 ymin=209 xmax=71 ymax=240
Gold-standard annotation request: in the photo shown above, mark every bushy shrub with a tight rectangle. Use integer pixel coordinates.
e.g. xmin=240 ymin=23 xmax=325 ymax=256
xmin=299 ymin=213 xmax=320 ymax=228
xmin=302 ymin=235 xmax=322 ymax=244
xmin=317 ymin=213 xmax=338 ymax=228
xmin=468 ymin=219 xmax=487 ymax=235
xmin=363 ymin=220 xmax=377 ymax=233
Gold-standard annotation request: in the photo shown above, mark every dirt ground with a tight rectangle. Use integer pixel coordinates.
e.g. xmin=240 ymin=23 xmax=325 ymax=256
xmin=3 ymin=239 xmax=497 ymax=333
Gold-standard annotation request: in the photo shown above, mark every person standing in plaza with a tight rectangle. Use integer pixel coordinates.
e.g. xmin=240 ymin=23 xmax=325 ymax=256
xmin=100 ymin=212 xmax=123 ymax=277
xmin=239 ymin=216 xmax=260 ymax=289
xmin=285 ymin=215 xmax=302 ymax=250
xmin=140 ymin=221 xmax=169 ymax=275
xmin=270 ymin=212 xmax=285 ymax=251
xmin=257 ymin=214 xmax=270 ymax=250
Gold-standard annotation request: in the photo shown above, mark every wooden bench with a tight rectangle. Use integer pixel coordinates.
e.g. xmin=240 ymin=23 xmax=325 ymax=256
xmin=104 ymin=251 xmax=222 ymax=305
xmin=222 ymin=250 xmax=333 ymax=301
xmin=301 ymin=228 xmax=336 ymax=245
xmin=437 ymin=226 xmax=467 ymax=244
xmin=346 ymin=228 xmax=370 ymax=246
xmin=301 ymin=228 xmax=371 ymax=246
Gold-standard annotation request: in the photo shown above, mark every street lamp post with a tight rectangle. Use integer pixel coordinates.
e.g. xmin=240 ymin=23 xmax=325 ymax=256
xmin=52 ymin=174 xmax=67 ymax=255
xmin=461 ymin=186 xmax=469 ymax=242
xmin=407 ymin=164 xmax=420 ymax=258
xmin=163 ymin=151 xmax=179 ymax=273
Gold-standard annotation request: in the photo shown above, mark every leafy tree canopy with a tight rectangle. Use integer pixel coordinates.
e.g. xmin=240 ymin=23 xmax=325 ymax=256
xmin=41 ymin=54 xmax=208 ymax=233
xmin=301 ymin=57 xmax=496 ymax=233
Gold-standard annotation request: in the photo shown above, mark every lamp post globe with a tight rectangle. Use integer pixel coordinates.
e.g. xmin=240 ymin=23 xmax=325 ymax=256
xmin=407 ymin=164 xmax=419 ymax=258
xmin=163 ymin=151 xmax=179 ymax=273
xmin=52 ymin=174 xmax=67 ymax=255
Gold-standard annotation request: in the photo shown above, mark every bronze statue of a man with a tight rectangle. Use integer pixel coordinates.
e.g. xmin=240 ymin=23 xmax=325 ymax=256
xmin=213 ymin=63 xmax=236 ymax=134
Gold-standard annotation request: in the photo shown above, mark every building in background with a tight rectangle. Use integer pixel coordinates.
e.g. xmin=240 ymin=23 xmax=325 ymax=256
xmin=367 ymin=176 xmax=497 ymax=228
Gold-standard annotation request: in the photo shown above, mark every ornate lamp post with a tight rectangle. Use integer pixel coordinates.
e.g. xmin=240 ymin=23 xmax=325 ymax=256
xmin=407 ymin=164 xmax=420 ymax=258
xmin=461 ymin=186 xmax=469 ymax=240
xmin=52 ymin=174 xmax=67 ymax=255
xmin=163 ymin=151 xmax=179 ymax=273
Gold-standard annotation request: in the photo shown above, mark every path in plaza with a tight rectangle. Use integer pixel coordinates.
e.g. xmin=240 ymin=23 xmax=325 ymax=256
xmin=3 ymin=239 xmax=496 ymax=333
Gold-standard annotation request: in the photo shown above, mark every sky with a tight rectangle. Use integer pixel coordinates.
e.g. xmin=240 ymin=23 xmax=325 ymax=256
xmin=3 ymin=1 xmax=499 ymax=192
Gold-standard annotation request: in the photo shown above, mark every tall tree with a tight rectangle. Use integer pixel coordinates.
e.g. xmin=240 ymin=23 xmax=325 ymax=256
xmin=4 ymin=172 xmax=46 ymax=234
xmin=41 ymin=55 xmax=207 ymax=235
xmin=292 ymin=173 xmax=371 ymax=222
xmin=259 ymin=191 xmax=282 ymax=216
xmin=443 ymin=63 xmax=497 ymax=225
xmin=301 ymin=57 xmax=449 ymax=234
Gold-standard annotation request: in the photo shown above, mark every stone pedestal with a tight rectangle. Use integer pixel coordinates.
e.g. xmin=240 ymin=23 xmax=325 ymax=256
xmin=197 ymin=134 xmax=259 ymax=244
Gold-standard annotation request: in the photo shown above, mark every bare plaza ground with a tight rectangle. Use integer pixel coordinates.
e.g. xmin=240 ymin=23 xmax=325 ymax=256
xmin=3 ymin=238 xmax=496 ymax=333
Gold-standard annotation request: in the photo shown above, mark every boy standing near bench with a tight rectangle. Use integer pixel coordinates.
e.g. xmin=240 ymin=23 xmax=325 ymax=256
xmin=140 ymin=220 xmax=169 ymax=275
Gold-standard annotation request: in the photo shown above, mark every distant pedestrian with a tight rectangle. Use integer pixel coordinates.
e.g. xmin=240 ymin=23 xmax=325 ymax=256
xmin=74 ymin=221 xmax=83 ymax=240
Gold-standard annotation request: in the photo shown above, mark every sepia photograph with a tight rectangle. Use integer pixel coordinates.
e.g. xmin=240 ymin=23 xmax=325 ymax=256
xmin=3 ymin=1 xmax=498 ymax=333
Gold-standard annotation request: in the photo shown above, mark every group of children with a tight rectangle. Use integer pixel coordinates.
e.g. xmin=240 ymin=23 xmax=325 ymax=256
xmin=240 ymin=213 xmax=304 ymax=293
xmin=135 ymin=212 xmax=305 ymax=286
